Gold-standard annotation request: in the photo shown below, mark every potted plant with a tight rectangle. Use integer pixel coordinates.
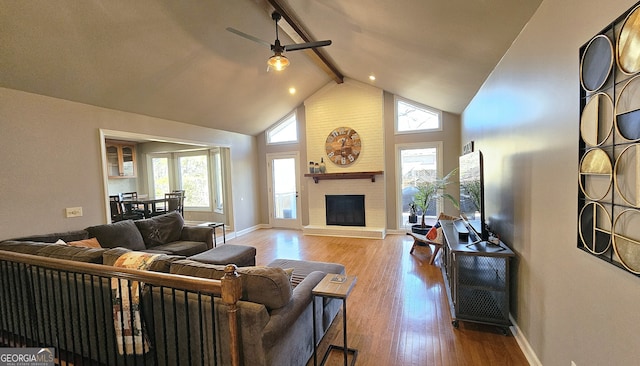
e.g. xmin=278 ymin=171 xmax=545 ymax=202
xmin=411 ymin=169 xmax=459 ymax=235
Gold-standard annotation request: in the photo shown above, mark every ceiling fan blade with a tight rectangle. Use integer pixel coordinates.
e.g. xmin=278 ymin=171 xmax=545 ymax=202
xmin=284 ymin=40 xmax=332 ymax=52
xmin=226 ymin=27 xmax=271 ymax=48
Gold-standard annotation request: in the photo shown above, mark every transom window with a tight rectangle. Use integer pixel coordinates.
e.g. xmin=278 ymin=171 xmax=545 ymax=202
xmin=267 ymin=112 xmax=298 ymax=144
xmin=395 ymin=97 xmax=442 ymax=133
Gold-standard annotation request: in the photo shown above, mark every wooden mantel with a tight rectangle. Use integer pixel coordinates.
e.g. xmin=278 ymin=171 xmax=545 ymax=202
xmin=304 ymin=171 xmax=384 ymax=183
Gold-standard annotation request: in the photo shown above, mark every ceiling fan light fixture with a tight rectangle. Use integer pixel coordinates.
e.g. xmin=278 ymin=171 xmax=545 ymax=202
xmin=267 ymin=53 xmax=289 ymax=71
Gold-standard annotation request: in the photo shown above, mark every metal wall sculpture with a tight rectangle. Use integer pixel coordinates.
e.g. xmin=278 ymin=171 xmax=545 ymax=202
xmin=579 ymin=1 xmax=640 ymax=276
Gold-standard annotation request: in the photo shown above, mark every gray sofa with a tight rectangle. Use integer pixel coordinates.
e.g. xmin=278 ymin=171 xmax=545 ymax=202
xmin=9 ymin=211 xmax=213 ymax=256
xmin=0 ymin=237 xmax=344 ymax=365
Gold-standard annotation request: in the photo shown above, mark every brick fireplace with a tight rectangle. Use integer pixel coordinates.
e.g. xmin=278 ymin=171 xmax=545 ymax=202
xmin=303 ymin=79 xmax=386 ymax=239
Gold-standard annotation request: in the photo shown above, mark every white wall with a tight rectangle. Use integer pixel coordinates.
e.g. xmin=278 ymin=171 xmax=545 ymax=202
xmin=462 ymin=0 xmax=640 ymax=364
xmin=304 ymin=79 xmax=386 ymax=230
xmin=0 ymin=87 xmax=259 ymax=239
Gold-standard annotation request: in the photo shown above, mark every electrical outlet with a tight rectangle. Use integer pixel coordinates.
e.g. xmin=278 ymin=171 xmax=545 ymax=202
xmin=65 ymin=207 xmax=83 ymax=218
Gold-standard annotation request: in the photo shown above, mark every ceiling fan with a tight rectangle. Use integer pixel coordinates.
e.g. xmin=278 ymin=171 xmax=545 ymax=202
xmin=226 ymin=11 xmax=332 ymax=71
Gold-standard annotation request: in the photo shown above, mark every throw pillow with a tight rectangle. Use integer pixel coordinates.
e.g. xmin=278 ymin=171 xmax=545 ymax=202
xmin=68 ymin=237 xmax=101 ymax=248
xmin=283 ymin=268 xmax=295 ymax=282
xmin=426 ymin=222 xmax=443 ymax=243
xmin=86 ymin=220 xmax=146 ymax=251
xmin=134 ymin=211 xmax=184 ymax=247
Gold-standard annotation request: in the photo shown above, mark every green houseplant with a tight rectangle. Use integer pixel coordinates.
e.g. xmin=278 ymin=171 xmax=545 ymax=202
xmin=412 ymin=169 xmax=459 ymax=233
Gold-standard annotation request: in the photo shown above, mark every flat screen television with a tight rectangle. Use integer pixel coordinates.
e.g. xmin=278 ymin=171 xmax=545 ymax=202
xmin=458 ymin=151 xmax=487 ymax=241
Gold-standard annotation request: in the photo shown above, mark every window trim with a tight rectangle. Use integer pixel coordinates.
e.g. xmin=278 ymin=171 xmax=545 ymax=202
xmin=148 ymin=149 xmax=224 ymax=213
xmin=149 ymin=154 xmax=173 ymax=201
xmin=266 ymin=111 xmax=298 ymax=145
xmin=394 ymin=96 xmax=443 ymax=134
xmin=176 ymin=151 xmax=212 ymax=211
xmin=210 ymin=148 xmax=224 ymax=214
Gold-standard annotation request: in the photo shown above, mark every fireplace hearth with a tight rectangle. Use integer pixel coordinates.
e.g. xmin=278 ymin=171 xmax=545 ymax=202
xmin=325 ymin=195 xmax=365 ymax=227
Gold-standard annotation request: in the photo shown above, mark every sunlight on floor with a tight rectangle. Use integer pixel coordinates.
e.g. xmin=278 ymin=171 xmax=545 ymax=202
xmin=274 ymin=231 xmax=302 ymax=259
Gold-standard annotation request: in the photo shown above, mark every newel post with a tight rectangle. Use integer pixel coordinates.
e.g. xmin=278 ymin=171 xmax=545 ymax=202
xmin=221 ymin=264 xmax=242 ymax=366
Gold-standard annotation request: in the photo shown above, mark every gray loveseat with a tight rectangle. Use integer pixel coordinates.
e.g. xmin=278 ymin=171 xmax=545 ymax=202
xmin=0 ymin=236 xmax=344 ymax=365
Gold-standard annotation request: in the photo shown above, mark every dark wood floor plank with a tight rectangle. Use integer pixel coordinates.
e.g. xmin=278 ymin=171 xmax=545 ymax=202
xmin=228 ymin=229 xmax=528 ymax=366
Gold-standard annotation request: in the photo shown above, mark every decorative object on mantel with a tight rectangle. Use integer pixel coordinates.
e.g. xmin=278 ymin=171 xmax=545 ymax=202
xmin=577 ymin=2 xmax=640 ymax=277
xmin=411 ymin=169 xmax=459 ymax=235
xmin=325 ymin=127 xmax=361 ymax=167
xmin=304 ymin=171 xmax=383 ymax=184
xmin=309 ymin=161 xmax=314 ymax=174
xmin=319 ymin=158 xmax=326 ymax=173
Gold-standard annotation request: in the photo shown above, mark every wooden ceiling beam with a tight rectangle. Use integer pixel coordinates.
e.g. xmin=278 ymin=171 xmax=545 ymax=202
xmin=266 ymin=0 xmax=344 ymax=84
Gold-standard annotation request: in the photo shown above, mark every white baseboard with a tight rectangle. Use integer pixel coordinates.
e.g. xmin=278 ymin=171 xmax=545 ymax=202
xmin=510 ymin=314 xmax=541 ymax=366
xmin=302 ymin=225 xmax=386 ymax=239
xmin=386 ymin=229 xmax=411 ymax=235
xmin=234 ymin=224 xmax=269 ymax=238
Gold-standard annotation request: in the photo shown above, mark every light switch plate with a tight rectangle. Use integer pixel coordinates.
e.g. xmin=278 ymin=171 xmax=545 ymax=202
xmin=65 ymin=207 xmax=83 ymax=218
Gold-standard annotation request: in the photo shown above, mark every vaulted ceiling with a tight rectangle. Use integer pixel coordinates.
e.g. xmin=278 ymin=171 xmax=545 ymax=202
xmin=0 ymin=0 xmax=541 ymax=136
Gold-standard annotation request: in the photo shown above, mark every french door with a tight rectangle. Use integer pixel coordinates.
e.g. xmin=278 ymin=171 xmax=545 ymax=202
xmin=396 ymin=141 xmax=443 ymax=229
xmin=266 ymin=152 xmax=301 ymax=229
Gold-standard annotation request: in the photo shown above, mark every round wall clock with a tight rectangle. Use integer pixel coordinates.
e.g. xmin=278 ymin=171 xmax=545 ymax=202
xmin=325 ymin=127 xmax=361 ymax=166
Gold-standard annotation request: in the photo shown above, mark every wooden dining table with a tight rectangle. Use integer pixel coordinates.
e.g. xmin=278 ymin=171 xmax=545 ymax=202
xmin=121 ymin=197 xmax=168 ymax=218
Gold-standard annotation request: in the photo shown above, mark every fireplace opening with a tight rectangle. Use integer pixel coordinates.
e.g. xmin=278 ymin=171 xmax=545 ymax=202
xmin=325 ymin=195 xmax=365 ymax=227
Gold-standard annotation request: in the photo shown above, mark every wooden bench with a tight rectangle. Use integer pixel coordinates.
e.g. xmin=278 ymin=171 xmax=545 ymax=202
xmin=407 ymin=232 xmax=442 ymax=265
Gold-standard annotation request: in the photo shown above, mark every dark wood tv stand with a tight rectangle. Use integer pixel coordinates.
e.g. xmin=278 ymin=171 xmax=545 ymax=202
xmin=439 ymin=219 xmax=515 ymax=334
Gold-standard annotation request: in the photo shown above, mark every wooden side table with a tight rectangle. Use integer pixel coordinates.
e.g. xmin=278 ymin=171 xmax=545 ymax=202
xmin=312 ymin=273 xmax=358 ymax=366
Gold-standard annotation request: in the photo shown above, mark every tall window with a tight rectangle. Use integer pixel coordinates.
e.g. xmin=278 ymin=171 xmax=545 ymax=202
xmin=397 ymin=142 xmax=443 ymax=228
xmin=178 ymin=154 xmax=210 ymax=208
xmin=151 ymin=156 xmax=170 ymax=198
xmin=266 ymin=112 xmax=298 ymax=144
xmin=395 ymin=97 xmax=442 ymax=133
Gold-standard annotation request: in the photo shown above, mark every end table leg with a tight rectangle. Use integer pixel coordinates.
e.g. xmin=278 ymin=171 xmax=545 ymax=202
xmin=313 ymin=296 xmax=318 ymax=366
xmin=343 ymin=298 xmax=348 ymax=366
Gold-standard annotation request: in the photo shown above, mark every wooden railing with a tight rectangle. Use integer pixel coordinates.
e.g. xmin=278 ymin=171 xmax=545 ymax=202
xmin=0 ymin=250 xmax=242 ymax=366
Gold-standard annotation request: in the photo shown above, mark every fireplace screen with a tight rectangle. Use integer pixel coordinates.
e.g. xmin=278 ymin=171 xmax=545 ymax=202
xmin=325 ymin=195 xmax=365 ymax=226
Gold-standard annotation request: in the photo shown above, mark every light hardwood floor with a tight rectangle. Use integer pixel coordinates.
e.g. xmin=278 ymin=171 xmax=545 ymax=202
xmin=225 ymin=229 xmax=529 ymax=366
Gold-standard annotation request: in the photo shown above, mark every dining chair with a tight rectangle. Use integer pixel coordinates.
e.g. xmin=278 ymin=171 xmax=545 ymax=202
xmin=166 ymin=191 xmax=184 ymax=217
xmin=120 ymin=192 xmax=145 ymax=219
xmin=109 ymin=195 xmax=124 ymax=222
xmin=172 ymin=190 xmax=186 ymax=215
